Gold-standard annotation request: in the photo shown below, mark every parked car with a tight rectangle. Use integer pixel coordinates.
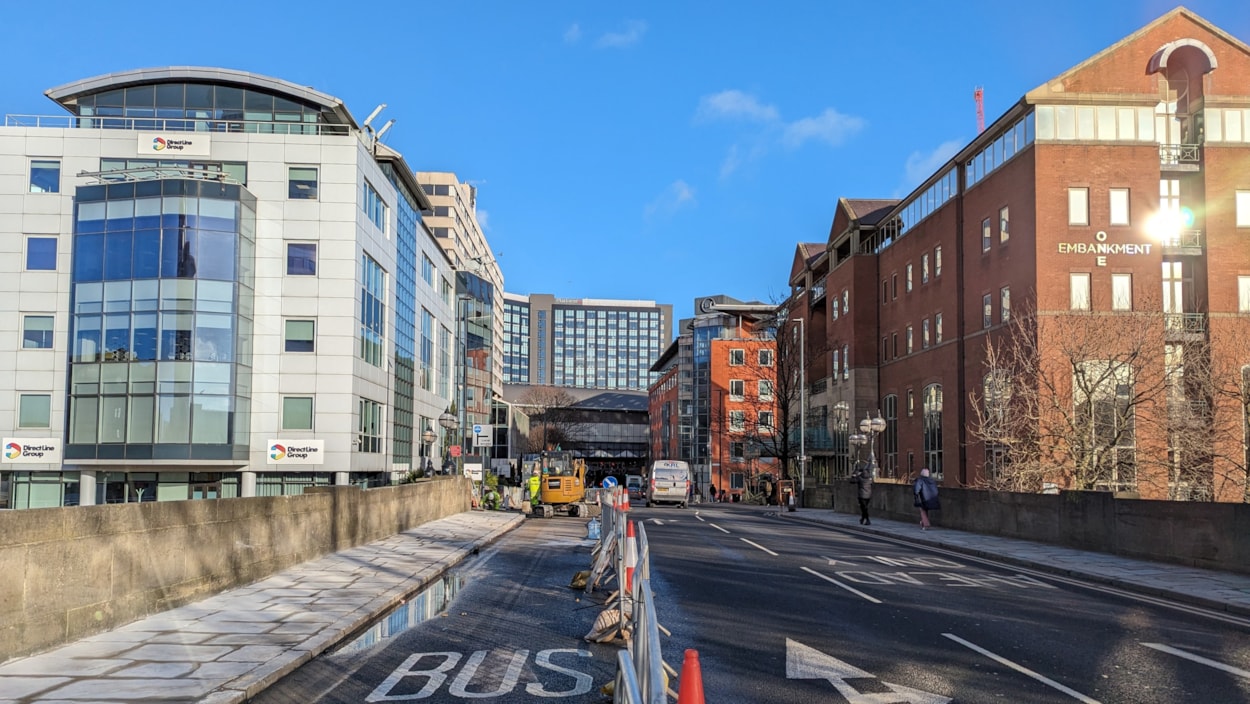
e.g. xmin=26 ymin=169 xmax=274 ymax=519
xmin=626 ymin=474 xmax=645 ymax=500
xmin=645 ymin=460 xmax=691 ymax=508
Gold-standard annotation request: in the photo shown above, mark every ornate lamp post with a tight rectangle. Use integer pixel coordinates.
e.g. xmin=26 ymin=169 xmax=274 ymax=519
xmin=858 ymin=412 xmax=886 ymax=477
xmin=421 ymin=427 xmax=436 ymax=475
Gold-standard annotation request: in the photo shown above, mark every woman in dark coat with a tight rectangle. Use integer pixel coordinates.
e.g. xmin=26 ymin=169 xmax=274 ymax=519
xmin=913 ymin=468 xmax=940 ymax=530
xmin=850 ymin=463 xmax=874 ymax=525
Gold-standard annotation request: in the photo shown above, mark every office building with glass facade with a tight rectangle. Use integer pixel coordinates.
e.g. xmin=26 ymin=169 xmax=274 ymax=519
xmin=0 ymin=67 xmax=459 ymax=507
xmin=502 ymin=293 xmax=672 ymax=391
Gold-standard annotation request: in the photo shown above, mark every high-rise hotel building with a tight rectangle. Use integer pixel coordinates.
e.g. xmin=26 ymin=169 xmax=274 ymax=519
xmin=0 ymin=67 xmax=463 ymax=507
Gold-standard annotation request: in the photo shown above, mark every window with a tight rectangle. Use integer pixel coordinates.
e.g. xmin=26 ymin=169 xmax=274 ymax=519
xmin=1240 ymin=277 xmax=1250 ymax=313
xmin=906 ymin=325 xmax=914 ymax=354
xmin=892 ymin=274 xmax=898 ymax=300
xmin=284 ymin=320 xmax=315 ymax=352
xmin=934 ymin=245 xmax=942 ymax=277
xmin=1000 ymin=286 xmax=1011 ymax=322
xmin=907 ymin=388 xmax=915 ymax=417
xmin=421 ymin=253 xmax=434 ymax=286
xmin=1110 ymin=188 xmax=1130 ymax=226
xmin=358 ymin=398 xmax=383 ymax=453
xmin=1069 ymin=188 xmax=1089 ymax=226
xmin=282 ymin=397 xmax=314 ymax=430
xmin=833 ymin=349 xmax=840 ymax=379
xmin=842 ymin=289 xmax=849 ymax=315
xmin=29 ymin=160 xmax=59 ymax=193
xmin=882 ymin=280 xmax=889 ymax=303
xmin=999 ymin=206 xmax=1010 ymax=244
xmin=842 ymin=344 xmax=849 ymax=379
xmin=1071 ymin=273 xmax=1091 ymax=310
xmin=923 ymin=384 xmax=944 ymax=480
xmin=883 ymin=395 xmax=898 ymax=477
xmin=758 ymin=349 xmax=774 ymax=366
xmin=729 ymin=379 xmax=745 ymax=401
xmin=983 ymin=293 xmax=993 ymax=328
xmin=922 ymin=318 xmax=931 ymax=349
xmin=758 ymin=380 xmax=773 ymax=400
xmin=362 ymin=179 xmax=388 ymax=232
xmin=758 ymin=411 xmax=774 ymax=432
xmin=1112 ymin=274 xmax=1133 ymax=311
xmin=728 ymin=410 xmax=746 ymax=432
xmin=935 ymin=312 xmax=943 ymax=344
xmin=892 ymin=333 xmax=898 ymax=358
xmin=288 ymin=167 xmax=318 ymax=199
xmin=729 ymin=349 xmax=745 ymax=366
xmin=286 ymin=243 xmax=316 ymax=276
xmin=881 ymin=337 xmax=888 ymax=363
xmin=19 ymin=394 xmax=51 ymax=428
xmin=23 ymin=315 xmax=53 ymax=349
xmin=26 ymin=237 xmax=56 ymax=271
xmin=982 ymin=218 xmax=992 ymax=252
xmin=1073 ymin=360 xmax=1136 ymax=491
xmin=1238 ymin=191 xmax=1250 ymax=228
xmin=922 ymin=253 xmax=930 ymax=284
xmin=361 ymin=254 xmax=385 ymax=367
xmin=906 ymin=263 xmax=914 ymax=292
xmin=730 ymin=442 xmax=745 ymax=460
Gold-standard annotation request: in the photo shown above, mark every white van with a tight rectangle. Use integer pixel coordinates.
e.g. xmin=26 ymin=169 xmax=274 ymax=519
xmin=646 ymin=460 xmax=691 ymax=508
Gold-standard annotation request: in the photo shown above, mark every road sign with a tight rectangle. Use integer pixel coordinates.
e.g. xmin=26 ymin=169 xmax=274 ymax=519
xmin=449 ymin=445 xmax=462 ymax=457
xmin=601 ymin=476 xmax=618 ymax=488
xmin=472 ymin=423 xmax=484 ymax=436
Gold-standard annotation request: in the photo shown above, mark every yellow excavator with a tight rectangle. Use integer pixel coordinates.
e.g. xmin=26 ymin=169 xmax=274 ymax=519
xmin=526 ymin=450 xmax=589 ymax=518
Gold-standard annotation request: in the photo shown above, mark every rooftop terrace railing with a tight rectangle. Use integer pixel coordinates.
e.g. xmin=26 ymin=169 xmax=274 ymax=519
xmin=5 ymin=114 xmax=352 ymax=135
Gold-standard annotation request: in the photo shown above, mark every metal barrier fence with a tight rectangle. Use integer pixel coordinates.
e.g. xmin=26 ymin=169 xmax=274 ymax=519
xmin=582 ymin=488 xmax=692 ymax=703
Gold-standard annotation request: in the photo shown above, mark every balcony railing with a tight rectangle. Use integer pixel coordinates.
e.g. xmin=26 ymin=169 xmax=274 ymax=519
xmin=5 ymin=114 xmax=352 ymax=136
xmin=1158 ymin=143 xmax=1201 ymax=168
xmin=1159 ymin=229 xmax=1202 ymax=253
xmin=1164 ymin=312 xmax=1206 ymax=336
xmin=810 ymin=283 xmax=826 ymax=305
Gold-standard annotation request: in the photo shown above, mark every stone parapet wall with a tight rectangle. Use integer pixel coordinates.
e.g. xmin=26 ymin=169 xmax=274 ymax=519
xmin=0 ymin=478 xmax=471 ymax=661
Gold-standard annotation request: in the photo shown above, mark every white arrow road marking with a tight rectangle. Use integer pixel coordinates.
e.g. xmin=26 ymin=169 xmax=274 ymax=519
xmin=707 ymin=522 xmax=730 ymax=534
xmin=801 ymin=566 xmax=882 ymax=604
xmin=821 ymin=555 xmax=858 ymax=566
xmin=740 ymin=538 xmax=779 ymax=556
xmin=1142 ymin=642 xmax=1250 ymax=679
xmin=648 ymin=518 xmax=666 ymax=525
xmin=786 ymin=638 xmax=950 ymax=703
xmin=943 ymin=633 xmax=1101 ymax=703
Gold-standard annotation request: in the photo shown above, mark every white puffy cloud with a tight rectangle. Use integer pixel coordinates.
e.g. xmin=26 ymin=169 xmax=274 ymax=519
xmin=781 ymin=108 xmax=866 ymax=149
xmin=644 ymin=180 xmax=696 ymax=220
xmin=564 ymin=23 xmax=582 ymax=43
xmin=696 ymin=90 xmax=780 ymax=124
xmin=903 ymin=139 xmax=963 ymax=188
xmin=596 ymin=20 xmax=646 ymax=48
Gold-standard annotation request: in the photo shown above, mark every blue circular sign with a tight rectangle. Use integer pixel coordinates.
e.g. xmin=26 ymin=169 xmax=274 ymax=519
xmin=601 ymin=476 xmax=619 ymax=488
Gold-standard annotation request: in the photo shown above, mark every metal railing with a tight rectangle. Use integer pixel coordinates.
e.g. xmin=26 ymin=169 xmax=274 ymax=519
xmin=79 ymin=165 xmax=241 ymax=185
xmin=1158 ymin=143 xmax=1201 ymax=166
xmin=1164 ymin=312 xmax=1206 ymax=335
xmin=1159 ymin=229 xmax=1202 ymax=251
xmin=5 ymin=114 xmax=352 ymax=136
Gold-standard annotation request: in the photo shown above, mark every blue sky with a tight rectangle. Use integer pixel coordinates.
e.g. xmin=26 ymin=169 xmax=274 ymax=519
xmin=3 ymin=1 xmax=1249 ymax=323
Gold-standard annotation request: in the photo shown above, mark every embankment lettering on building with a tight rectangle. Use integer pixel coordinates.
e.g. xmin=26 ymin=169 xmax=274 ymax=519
xmin=1058 ymin=231 xmax=1152 ymax=266
xmin=367 ymin=648 xmax=593 ymax=700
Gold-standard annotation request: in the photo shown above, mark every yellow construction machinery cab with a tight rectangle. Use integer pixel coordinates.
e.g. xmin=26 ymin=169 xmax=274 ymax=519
xmin=526 ymin=450 xmax=588 ymax=518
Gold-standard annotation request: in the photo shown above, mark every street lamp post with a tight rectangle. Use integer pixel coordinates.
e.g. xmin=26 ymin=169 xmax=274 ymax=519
xmin=858 ymin=412 xmax=886 ymax=477
xmin=421 ymin=427 xmax=436 ymax=475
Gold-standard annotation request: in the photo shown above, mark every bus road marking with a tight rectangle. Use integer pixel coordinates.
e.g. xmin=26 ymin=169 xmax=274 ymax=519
xmin=801 ymin=566 xmax=882 ymax=604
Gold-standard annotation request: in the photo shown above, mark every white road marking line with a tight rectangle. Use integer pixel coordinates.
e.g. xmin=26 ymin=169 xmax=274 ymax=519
xmin=943 ymin=633 xmax=1101 ymax=703
xmin=1142 ymin=642 xmax=1250 ymax=679
xmin=801 ymin=566 xmax=882 ymax=604
xmin=740 ymin=538 xmax=778 ymax=556
xmin=708 ymin=522 xmax=730 ymax=534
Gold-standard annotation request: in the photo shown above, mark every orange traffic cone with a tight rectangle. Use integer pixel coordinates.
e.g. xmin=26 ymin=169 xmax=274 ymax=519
xmin=621 ymin=489 xmax=630 ymax=512
xmin=677 ymin=649 xmax=704 ymax=704
xmin=624 ymin=520 xmax=638 ymax=592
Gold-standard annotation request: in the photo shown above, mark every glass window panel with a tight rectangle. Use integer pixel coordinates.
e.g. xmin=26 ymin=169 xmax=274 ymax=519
xmin=23 ymin=315 xmax=53 ymax=349
xmin=160 ymin=279 xmax=196 ymax=310
xmin=1207 ymin=108 xmax=1223 ymax=142
xmin=1071 ymin=273 xmax=1091 ymax=310
xmin=26 ymin=237 xmax=57 ymax=271
xmin=70 ymin=397 xmax=99 ymax=444
xmin=283 ymin=397 xmax=314 ymax=430
xmin=128 ymin=396 xmax=155 ymax=443
xmin=132 ymin=312 xmax=158 ymax=360
xmin=19 ymin=394 xmax=51 ymax=428
xmin=1137 ymin=107 xmax=1155 ymax=141
xmin=30 ymin=160 xmax=60 ymax=193
xmin=161 ymin=311 xmax=193 ymax=360
xmin=192 ymin=396 xmax=230 ymax=444
xmin=132 ymin=280 xmax=158 ymax=311
xmin=1117 ymin=108 xmax=1136 ymax=140
xmin=157 ymin=395 xmax=191 ymax=443
xmin=100 ymin=396 xmax=127 ymax=443
xmin=1077 ymin=107 xmax=1095 ymax=139
xmin=289 ymin=167 xmax=318 ymax=199
xmin=103 ymin=231 xmax=133 ymax=280
xmin=1068 ymin=188 xmax=1089 ymax=226
xmin=1056 ymin=106 xmax=1076 ymax=140
xmin=73 ymin=234 xmax=104 ymax=281
xmin=195 ymin=231 xmax=236 ymax=280
xmin=73 ymin=314 xmax=101 ymax=362
xmin=285 ymin=320 xmax=315 ymax=352
xmin=1110 ymin=189 xmax=1130 ymax=226
xmin=1096 ymin=107 xmax=1117 ymax=140
xmin=1238 ymin=191 xmax=1250 ymax=228
xmin=1227 ymin=110 xmax=1244 ymax=143
xmin=198 ymin=198 xmax=237 ymax=231
xmin=1112 ymin=273 xmax=1133 ymax=311
xmin=129 ymin=361 xmax=156 ymax=394
xmin=196 ymin=280 xmax=234 ymax=313
xmin=287 ymin=243 xmax=317 ymax=275
xmin=195 ymin=314 xmax=233 ymax=362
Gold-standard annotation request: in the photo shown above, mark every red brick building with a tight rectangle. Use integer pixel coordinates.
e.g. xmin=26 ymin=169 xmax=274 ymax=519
xmin=791 ymin=7 xmax=1250 ymax=501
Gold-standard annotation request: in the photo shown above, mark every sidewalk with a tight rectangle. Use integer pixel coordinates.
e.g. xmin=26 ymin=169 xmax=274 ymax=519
xmin=779 ymin=506 xmax=1250 ymax=618
xmin=0 ymin=510 xmax=524 ymax=704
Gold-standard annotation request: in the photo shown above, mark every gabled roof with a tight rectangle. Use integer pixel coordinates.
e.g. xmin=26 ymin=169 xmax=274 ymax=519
xmin=843 ymin=198 xmax=899 ymax=226
xmin=790 ymin=242 xmax=826 ymax=284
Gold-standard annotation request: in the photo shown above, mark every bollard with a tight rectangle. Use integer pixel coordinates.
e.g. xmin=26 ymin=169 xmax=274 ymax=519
xmin=677 ymin=649 xmax=705 ymax=704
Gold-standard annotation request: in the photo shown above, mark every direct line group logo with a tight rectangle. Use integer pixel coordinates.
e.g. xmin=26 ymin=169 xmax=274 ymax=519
xmin=4 ymin=443 xmax=21 ymax=460
xmin=152 ymin=137 xmax=167 ymax=151
xmin=270 ymin=443 xmax=286 ymax=461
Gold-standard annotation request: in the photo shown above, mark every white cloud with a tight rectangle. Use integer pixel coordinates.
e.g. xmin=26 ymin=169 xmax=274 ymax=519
xmin=644 ymin=180 xmax=695 ymax=220
xmin=719 ymin=144 xmax=742 ymax=180
xmin=903 ymin=139 xmax=963 ymax=188
xmin=476 ymin=208 xmax=490 ymax=232
xmin=781 ymin=108 xmax=865 ymax=149
xmin=596 ymin=20 xmax=647 ymax=48
xmin=564 ymin=23 xmax=582 ymax=43
xmin=696 ymin=90 xmax=780 ymax=123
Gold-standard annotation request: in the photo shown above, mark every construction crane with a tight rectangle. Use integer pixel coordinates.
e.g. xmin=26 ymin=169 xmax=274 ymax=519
xmin=974 ymin=86 xmax=985 ymax=134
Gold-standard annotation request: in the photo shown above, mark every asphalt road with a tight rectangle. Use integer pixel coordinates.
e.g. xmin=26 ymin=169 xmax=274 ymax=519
xmin=255 ymin=504 xmax=1250 ymax=703
xmin=644 ymin=503 xmax=1250 ymax=703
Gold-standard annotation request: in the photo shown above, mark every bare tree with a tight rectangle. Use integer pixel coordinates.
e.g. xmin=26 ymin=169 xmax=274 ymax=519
xmin=515 ymin=386 xmax=586 ymax=453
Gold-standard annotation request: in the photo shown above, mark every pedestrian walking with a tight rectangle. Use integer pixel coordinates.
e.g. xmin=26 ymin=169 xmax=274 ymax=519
xmin=913 ymin=467 xmax=940 ymax=530
xmin=849 ymin=462 xmax=874 ymax=525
